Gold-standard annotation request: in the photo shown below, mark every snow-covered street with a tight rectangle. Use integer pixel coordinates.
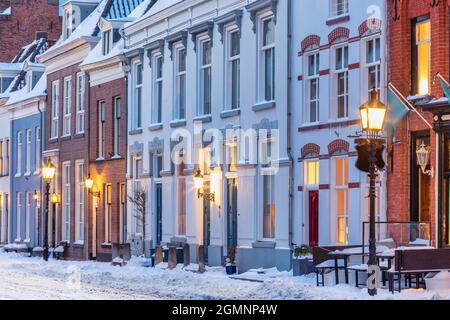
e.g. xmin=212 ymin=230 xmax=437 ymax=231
xmin=0 ymin=251 xmax=449 ymax=300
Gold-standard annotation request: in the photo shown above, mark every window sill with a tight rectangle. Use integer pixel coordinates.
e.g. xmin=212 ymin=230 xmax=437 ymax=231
xmin=33 ymin=170 xmax=40 ymax=176
xmin=96 ymin=157 xmax=105 ymax=162
xmin=74 ymin=133 xmax=85 ymax=139
xmin=24 ymin=172 xmax=31 ymax=177
xmin=220 ymin=109 xmax=241 ymax=119
xmin=60 ymin=135 xmax=71 ymax=141
xmin=101 ymin=243 xmax=112 ymax=248
xmin=193 ymin=115 xmax=212 ymax=123
xmin=15 ymin=173 xmax=21 ymax=178
xmin=252 ymin=101 xmax=276 ymax=112
xmin=110 ymin=155 xmax=123 ymax=160
xmin=326 ymin=14 xmax=350 ymax=26
xmin=252 ymin=241 xmax=276 ymax=249
xmin=170 ymin=119 xmax=187 ymax=128
xmin=129 ymin=129 xmax=143 ymax=135
xmin=148 ymin=123 xmax=163 ymax=131
xmin=49 ymin=137 xmax=58 ymax=143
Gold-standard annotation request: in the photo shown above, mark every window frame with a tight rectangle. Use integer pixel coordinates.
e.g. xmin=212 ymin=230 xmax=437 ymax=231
xmin=152 ymin=53 xmax=164 ymax=124
xmin=332 ymin=45 xmax=349 ymax=119
xmin=61 ymin=161 xmax=71 ymax=242
xmin=25 ymin=129 xmax=31 ymax=175
xmin=51 ymin=80 xmax=60 ymax=139
xmin=197 ymin=35 xmax=212 ymax=117
xmin=35 ymin=127 xmax=41 ymax=174
xmin=258 ymin=13 xmax=276 ymax=103
xmin=102 ymin=29 xmax=112 ymax=56
xmin=104 ymin=183 xmax=112 ymax=244
xmin=333 ymin=156 xmax=349 ymax=245
xmin=173 ymin=44 xmax=186 ymax=121
xmin=225 ymin=26 xmax=241 ymax=111
xmin=16 ymin=131 xmax=22 ymax=176
xmin=305 ymin=51 xmax=320 ymax=123
xmin=98 ymin=100 xmax=105 ymax=160
xmin=412 ymin=18 xmax=431 ymax=96
xmin=75 ymin=159 xmax=85 ymax=243
xmin=62 ymin=76 xmax=72 ymax=137
xmin=330 ymin=0 xmax=349 ymax=18
xmin=113 ymin=96 xmax=121 ymax=157
xmin=76 ymin=73 xmax=85 ymax=134
xmin=132 ymin=61 xmax=143 ymax=130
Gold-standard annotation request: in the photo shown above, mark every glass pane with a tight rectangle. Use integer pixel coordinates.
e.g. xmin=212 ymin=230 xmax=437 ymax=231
xmin=179 ymin=74 xmax=186 ymax=118
xmin=308 ymin=55 xmax=315 ymax=76
xmin=263 ymin=18 xmax=275 ymax=46
xmin=203 ymin=68 xmax=211 ymax=114
xmin=136 ymin=64 xmax=142 ymax=85
xmin=157 ymin=82 xmax=162 ymax=122
xmin=366 ymin=40 xmax=374 ymax=64
xmin=375 ymin=38 xmax=381 ymax=61
xmin=336 ymin=159 xmax=343 ymax=186
xmin=231 ymin=60 xmax=240 ymax=109
xmin=344 ymin=46 xmax=348 ymax=68
xmin=416 ymin=20 xmax=431 ymax=42
xmin=417 ymin=42 xmax=430 ymax=95
xmin=310 ymin=78 xmax=317 ymax=100
xmin=265 ymin=48 xmax=275 ymax=101
xmin=336 ymin=48 xmax=342 ymax=70
xmin=178 ymin=49 xmax=186 ymax=72
xmin=202 ymin=41 xmax=211 ymax=65
xmin=230 ymin=31 xmax=240 ymax=57
xmin=157 ymin=57 xmax=163 ymax=78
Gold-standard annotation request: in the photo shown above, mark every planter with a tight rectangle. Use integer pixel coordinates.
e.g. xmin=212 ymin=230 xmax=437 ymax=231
xmin=425 ymin=270 xmax=450 ymax=291
xmin=226 ymin=265 xmax=237 ymax=275
xmin=293 ymin=258 xmax=314 ymax=277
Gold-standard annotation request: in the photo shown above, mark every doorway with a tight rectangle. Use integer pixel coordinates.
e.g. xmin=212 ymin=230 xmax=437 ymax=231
xmin=226 ymin=178 xmax=238 ymax=252
xmin=309 ymin=190 xmax=319 ymax=247
xmin=155 ymin=183 xmax=162 ymax=246
xmin=203 ymin=181 xmax=211 ymax=263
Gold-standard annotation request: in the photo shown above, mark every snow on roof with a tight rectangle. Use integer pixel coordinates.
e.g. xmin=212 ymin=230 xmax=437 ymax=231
xmin=0 ymin=62 xmax=22 ymax=72
xmin=12 ymin=38 xmax=49 ymax=64
xmin=3 ymin=73 xmax=46 ymax=106
xmin=127 ymin=0 xmax=182 ymax=27
xmin=107 ymin=0 xmax=144 ymax=20
xmin=0 ymin=6 xmax=11 ymax=15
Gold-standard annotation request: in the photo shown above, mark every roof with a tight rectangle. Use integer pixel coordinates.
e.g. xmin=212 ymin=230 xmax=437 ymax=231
xmin=106 ymin=0 xmax=145 ymax=20
xmin=125 ymin=0 xmax=183 ymax=29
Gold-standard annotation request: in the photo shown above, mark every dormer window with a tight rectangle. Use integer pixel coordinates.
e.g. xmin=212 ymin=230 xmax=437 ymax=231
xmin=27 ymin=72 xmax=32 ymax=93
xmin=64 ymin=9 xmax=72 ymax=40
xmin=102 ymin=30 xmax=112 ymax=55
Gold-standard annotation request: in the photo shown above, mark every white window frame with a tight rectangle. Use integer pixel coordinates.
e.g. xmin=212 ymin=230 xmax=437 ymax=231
xmin=16 ymin=131 xmax=22 ymax=176
xmin=104 ymin=183 xmax=112 ymax=244
xmin=173 ymin=44 xmax=186 ymax=121
xmin=177 ymin=163 xmax=186 ymax=236
xmin=305 ymin=51 xmax=320 ymax=123
xmin=51 ymin=80 xmax=59 ymax=139
xmin=25 ymin=129 xmax=31 ymax=175
xmin=102 ymin=29 xmax=112 ymax=56
xmin=113 ymin=96 xmax=121 ymax=157
xmin=261 ymin=170 xmax=275 ymax=240
xmin=332 ymin=156 xmax=349 ymax=245
xmin=62 ymin=161 xmax=71 ymax=242
xmin=131 ymin=156 xmax=143 ymax=236
xmin=132 ymin=61 xmax=143 ymax=130
xmin=258 ymin=13 xmax=276 ymax=103
xmin=332 ymin=45 xmax=349 ymax=119
xmin=35 ymin=127 xmax=41 ymax=174
xmin=16 ymin=192 xmax=22 ymax=241
xmin=225 ymin=26 xmax=241 ymax=110
xmin=25 ymin=192 xmax=31 ymax=241
xmin=63 ymin=76 xmax=72 ymax=137
xmin=304 ymin=160 xmax=320 ymax=188
xmin=152 ymin=53 xmax=163 ymax=124
xmin=330 ymin=0 xmax=349 ymax=18
xmin=98 ymin=100 xmax=105 ymax=160
xmin=75 ymin=159 xmax=85 ymax=243
xmin=76 ymin=73 xmax=85 ymax=134
xmin=363 ymin=36 xmax=381 ymax=100
xmin=197 ymin=36 xmax=212 ymax=116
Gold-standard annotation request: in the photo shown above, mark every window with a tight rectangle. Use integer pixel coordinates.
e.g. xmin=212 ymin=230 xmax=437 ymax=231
xmin=330 ymin=0 xmax=349 ymax=17
xmin=35 ymin=127 xmax=41 ymax=172
xmin=305 ymin=161 xmax=320 ymax=186
xmin=152 ymin=54 xmax=163 ymax=124
xmin=198 ymin=39 xmax=212 ymax=116
xmin=261 ymin=17 xmax=275 ymax=102
xmin=262 ymin=173 xmax=275 ymax=239
xmin=227 ymin=141 xmax=238 ymax=172
xmin=177 ymin=163 xmax=186 ymax=236
xmin=0 ymin=77 xmax=13 ymax=93
xmin=365 ymin=38 xmax=381 ymax=98
xmin=5 ymin=139 xmax=9 ymax=175
xmin=51 ymin=81 xmax=59 ymax=139
xmin=25 ymin=192 xmax=31 ymax=241
xmin=0 ymin=140 xmax=3 ymax=175
xmin=152 ymin=153 xmax=163 ymax=178
xmin=76 ymin=73 xmax=85 ymax=134
xmin=335 ymin=157 xmax=349 ymax=244
xmin=75 ymin=160 xmax=84 ymax=242
xmin=174 ymin=47 xmax=186 ymax=120
xmin=132 ymin=62 xmax=143 ymax=129
xmin=132 ymin=156 xmax=144 ymax=235
xmin=25 ymin=129 xmax=31 ymax=174
xmin=413 ymin=19 xmax=430 ymax=95
xmin=62 ymin=162 xmax=70 ymax=242
xmin=113 ymin=97 xmax=121 ymax=157
xmin=63 ymin=77 xmax=72 ymax=136
xmin=102 ymin=30 xmax=112 ymax=55
xmin=98 ymin=101 xmax=105 ymax=159
xmin=335 ymin=46 xmax=349 ymax=118
xmin=227 ymin=29 xmax=240 ymax=110
xmin=64 ymin=9 xmax=71 ymax=39
xmin=16 ymin=192 xmax=22 ymax=241
xmin=119 ymin=183 xmax=125 ymax=243
xmin=306 ymin=53 xmax=320 ymax=123
xmin=104 ymin=184 xmax=112 ymax=244
xmin=16 ymin=131 xmax=22 ymax=175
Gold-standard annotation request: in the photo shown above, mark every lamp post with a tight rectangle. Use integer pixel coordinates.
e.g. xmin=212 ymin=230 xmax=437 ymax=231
xmin=42 ymin=159 xmax=56 ymax=261
xmin=356 ymin=89 xmax=387 ymax=296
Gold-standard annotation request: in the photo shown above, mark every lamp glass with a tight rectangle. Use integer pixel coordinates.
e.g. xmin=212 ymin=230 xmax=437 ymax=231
xmin=42 ymin=161 xmax=56 ymax=180
xmin=50 ymin=193 xmax=60 ymax=204
xmin=359 ymin=91 xmax=387 ymax=132
xmin=193 ymin=170 xmax=204 ymax=189
xmin=85 ymin=177 xmax=94 ymax=189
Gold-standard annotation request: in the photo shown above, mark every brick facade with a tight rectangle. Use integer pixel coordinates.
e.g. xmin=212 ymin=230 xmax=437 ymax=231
xmin=88 ymin=77 xmax=127 ymax=262
xmin=387 ymin=0 xmax=450 ymax=246
xmin=0 ymin=0 xmax=61 ymax=62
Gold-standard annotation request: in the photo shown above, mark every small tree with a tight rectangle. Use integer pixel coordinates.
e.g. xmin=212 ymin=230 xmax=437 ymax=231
xmin=128 ymin=186 xmax=147 ymax=255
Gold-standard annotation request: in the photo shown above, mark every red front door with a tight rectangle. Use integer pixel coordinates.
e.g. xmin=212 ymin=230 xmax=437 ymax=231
xmin=309 ymin=191 xmax=319 ymax=247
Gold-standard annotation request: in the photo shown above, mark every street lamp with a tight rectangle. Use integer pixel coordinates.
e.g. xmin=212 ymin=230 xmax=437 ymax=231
xmin=356 ymin=89 xmax=387 ymax=296
xmin=42 ymin=159 xmax=56 ymax=261
xmin=194 ymin=169 xmax=215 ymax=202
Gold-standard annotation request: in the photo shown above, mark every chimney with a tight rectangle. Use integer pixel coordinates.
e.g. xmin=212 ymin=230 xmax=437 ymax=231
xmin=36 ymin=31 xmax=48 ymax=40
xmin=0 ymin=0 xmax=10 ymax=12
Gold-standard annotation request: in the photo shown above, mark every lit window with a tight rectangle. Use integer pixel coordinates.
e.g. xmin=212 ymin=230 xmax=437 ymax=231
xmin=306 ymin=53 xmax=320 ymax=123
xmin=75 ymin=160 xmax=84 ymax=242
xmin=0 ymin=140 xmax=3 ymax=176
xmin=174 ymin=46 xmax=186 ymax=120
xmin=414 ymin=19 xmax=430 ymax=95
xmin=63 ymin=77 xmax=72 ymax=136
xmin=335 ymin=157 xmax=348 ymax=244
xmin=227 ymin=29 xmax=240 ymax=110
xmin=152 ymin=54 xmax=163 ymax=124
xmin=198 ymin=39 xmax=212 ymax=116
xmin=263 ymin=173 xmax=275 ymax=239
xmin=104 ymin=184 xmax=112 ymax=244
xmin=261 ymin=17 xmax=275 ymax=102
xmin=76 ymin=73 xmax=85 ymax=134
xmin=305 ymin=161 xmax=320 ymax=186
xmin=51 ymin=81 xmax=59 ymax=139
xmin=177 ymin=163 xmax=186 ymax=236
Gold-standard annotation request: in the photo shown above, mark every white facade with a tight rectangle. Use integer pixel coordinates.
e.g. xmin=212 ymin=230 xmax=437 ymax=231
xmin=0 ymin=107 xmax=10 ymax=244
xmin=123 ymin=0 xmax=292 ymax=272
xmin=292 ymin=0 xmax=387 ymax=247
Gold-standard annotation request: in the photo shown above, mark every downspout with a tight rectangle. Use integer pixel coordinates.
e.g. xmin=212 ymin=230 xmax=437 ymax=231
xmin=287 ymin=0 xmax=294 ymax=256
xmin=38 ymin=100 xmax=43 ymax=247
xmin=86 ymin=72 xmax=91 ymax=260
xmin=123 ymin=63 xmax=129 ymax=244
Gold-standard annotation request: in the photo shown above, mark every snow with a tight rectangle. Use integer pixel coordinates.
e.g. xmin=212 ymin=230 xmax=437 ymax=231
xmin=409 ymin=238 xmax=430 ymax=245
xmin=0 ymin=6 xmax=10 ymax=15
xmin=3 ymin=74 xmax=46 ymax=106
xmin=0 ymin=251 xmax=448 ymax=300
xmin=125 ymin=0 xmax=183 ymax=28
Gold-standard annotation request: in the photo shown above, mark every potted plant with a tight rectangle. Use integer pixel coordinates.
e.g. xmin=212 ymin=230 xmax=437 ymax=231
xmin=225 ymin=247 xmax=237 ymax=275
xmin=292 ymin=245 xmax=314 ymax=276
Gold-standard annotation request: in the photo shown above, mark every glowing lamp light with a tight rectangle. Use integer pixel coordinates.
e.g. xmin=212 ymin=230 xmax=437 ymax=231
xmin=42 ymin=159 xmax=56 ymax=180
xmin=416 ymin=143 xmax=434 ymax=176
xmin=193 ymin=169 xmax=204 ymax=189
xmin=359 ymin=89 xmax=387 ymax=132
xmin=33 ymin=191 xmax=39 ymax=201
xmin=50 ymin=193 xmax=60 ymax=204
xmin=85 ymin=174 xmax=94 ymax=189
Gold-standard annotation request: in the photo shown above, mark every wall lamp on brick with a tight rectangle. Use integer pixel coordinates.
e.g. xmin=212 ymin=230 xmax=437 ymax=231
xmin=416 ymin=143 xmax=434 ymax=177
xmin=85 ymin=173 xmax=100 ymax=197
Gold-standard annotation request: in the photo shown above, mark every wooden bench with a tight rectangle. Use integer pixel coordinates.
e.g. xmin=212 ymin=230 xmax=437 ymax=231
xmin=313 ymin=245 xmax=360 ymax=286
xmin=387 ymin=248 xmax=450 ymax=293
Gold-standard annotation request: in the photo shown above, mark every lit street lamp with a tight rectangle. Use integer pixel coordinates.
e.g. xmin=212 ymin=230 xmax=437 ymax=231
xmin=194 ymin=169 xmax=215 ymax=202
xmin=42 ymin=159 xmax=56 ymax=261
xmin=356 ymin=89 xmax=387 ymax=296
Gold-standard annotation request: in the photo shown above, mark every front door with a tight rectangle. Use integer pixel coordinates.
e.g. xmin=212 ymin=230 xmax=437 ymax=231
xmin=309 ymin=191 xmax=319 ymax=247
xmin=227 ymin=179 xmax=238 ymax=251
xmin=203 ymin=181 xmax=211 ymax=263
xmin=155 ymin=183 xmax=163 ymax=246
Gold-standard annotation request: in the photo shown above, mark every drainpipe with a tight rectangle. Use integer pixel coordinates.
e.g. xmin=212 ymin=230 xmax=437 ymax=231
xmin=123 ymin=62 xmax=129 ymax=245
xmin=37 ymin=100 xmax=43 ymax=247
xmin=86 ymin=72 xmax=91 ymax=260
xmin=287 ymin=0 xmax=294 ymax=257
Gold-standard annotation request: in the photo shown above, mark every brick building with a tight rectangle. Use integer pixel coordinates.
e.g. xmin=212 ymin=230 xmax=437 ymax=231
xmin=0 ymin=0 xmax=61 ymax=62
xmin=387 ymin=0 xmax=450 ymax=247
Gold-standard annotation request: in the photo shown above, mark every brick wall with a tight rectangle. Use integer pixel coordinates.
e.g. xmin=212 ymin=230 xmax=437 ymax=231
xmin=0 ymin=0 xmax=61 ymax=62
xmin=387 ymin=0 xmax=450 ymax=245
xmin=88 ymin=77 xmax=127 ymax=260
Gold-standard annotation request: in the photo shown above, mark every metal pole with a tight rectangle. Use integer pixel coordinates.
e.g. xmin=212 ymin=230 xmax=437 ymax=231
xmin=43 ymin=180 xmax=50 ymax=261
xmin=368 ymin=139 xmax=377 ymax=296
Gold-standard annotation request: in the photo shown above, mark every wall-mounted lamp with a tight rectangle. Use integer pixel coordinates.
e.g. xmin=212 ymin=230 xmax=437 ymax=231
xmin=194 ymin=169 xmax=215 ymax=202
xmin=50 ymin=193 xmax=61 ymax=204
xmin=34 ymin=190 xmax=39 ymax=202
xmin=416 ymin=143 xmax=434 ymax=177
xmin=85 ymin=174 xmax=100 ymax=197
